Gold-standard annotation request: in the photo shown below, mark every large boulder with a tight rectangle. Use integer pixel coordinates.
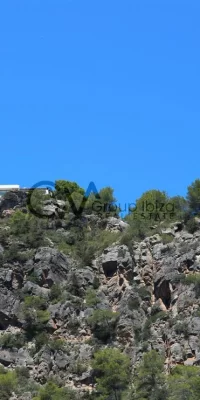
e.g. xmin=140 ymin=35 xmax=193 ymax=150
xmin=0 ymin=348 xmax=33 ymax=367
xmin=0 ymin=288 xmax=21 ymax=329
xmin=32 ymin=247 xmax=75 ymax=286
xmin=105 ymin=217 xmax=129 ymax=232
xmin=101 ymin=245 xmax=133 ymax=280
xmin=0 ymin=191 xmax=27 ymax=213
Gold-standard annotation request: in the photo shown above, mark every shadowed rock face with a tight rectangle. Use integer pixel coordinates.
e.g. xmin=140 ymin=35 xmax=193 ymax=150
xmin=0 ymin=191 xmax=27 ymax=213
xmin=1 ymin=199 xmax=200 ymax=398
xmin=101 ymin=245 xmax=133 ymax=280
xmin=154 ymin=279 xmax=171 ymax=309
xmin=32 ymin=247 xmax=75 ymax=286
xmin=102 ymin=259 xmax=117 ymax=277
xmin=0 ymin=290 xmax=21 ymax=329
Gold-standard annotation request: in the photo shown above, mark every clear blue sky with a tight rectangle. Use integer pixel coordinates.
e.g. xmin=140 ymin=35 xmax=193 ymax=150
xmin=0 ymin=0 xmax=200 ymax=208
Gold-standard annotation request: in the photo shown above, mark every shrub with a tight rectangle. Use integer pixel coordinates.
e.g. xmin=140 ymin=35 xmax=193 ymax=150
xmin=10 ymin=211 xmax=30 ymax=235
xmin=161 ymin=233 xmax=174 ymax=244
xmin=49 ymin=284 xmax=63 ymax=304
xmin=10 ymin=212 xmax=46 ymax=248
xmin=168 ymin=364 xmax=200 ymax=399
xmin=67 ymin=316 xmax=81 ymax=334
xmin=128 ymin=296 xmax=140 ymax=310
xmin=120 ymin=221 xmax=150 ymax=246
xmin=0 ymin=333 xmax=25 ymax=349
xmin=0 ymin=228 xmax=9 ymax=246
xmin=92 ymin=348 xmax=130 ymax=400
xmin=85 ymin=289 xmax=99 ymax=308
xmin=88 ymin=309 xmax=119 ymax=341
xmin=3 ymin=242 xmax=21 ymax=262
xmin=132 ymin=350 xmax=167 ymax=400
xmin=181 ymin=274 xmax=200 ymax=297
xmin=187 ymin=179 xmax=200 ymax=215
xmin=142 ymin=312 xmax=168 ymax=341
xmin=33 ymin=380 xmax=77 ymax=400
xmin=0 ymin=368 xmax=17 ymax=400
xmin=185 ymin=217 xmax=199 ymax=234
xmin=174 ymin=321 xmax=190 ymax=338
xmin=48 ymin=338 xmax=66 ymax=352
xmin=22 ymin=295 xmax=50 ymax=336
xmin=93 ymin=276 xmax=100 ymax=289
xmin=15 ymin=366 xmax=30 ymax=380
xmin=70 ymin=359 xmax=88 ymax=375
xmin=137 ymin=286 xmax=151 ymax=300
xmin=27 ymin=271 xmax=41 ymax=284
xmin=35 ymin=332 xmax=49 ymax=352
xmin=75 ymin=229 xmax=120 ymax=267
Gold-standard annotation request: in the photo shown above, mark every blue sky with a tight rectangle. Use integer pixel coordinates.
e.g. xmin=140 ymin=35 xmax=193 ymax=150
xmin=0 ymin=0 xmax=200 ymax=208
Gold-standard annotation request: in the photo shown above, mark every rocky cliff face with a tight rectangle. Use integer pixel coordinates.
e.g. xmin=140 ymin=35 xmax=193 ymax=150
xmin=0 ymin=193 xmax=200 ymax=398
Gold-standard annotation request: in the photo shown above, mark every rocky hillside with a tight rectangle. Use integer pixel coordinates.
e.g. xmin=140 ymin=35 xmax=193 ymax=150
xmin=1 ymin=185 xmax=200 ymax=399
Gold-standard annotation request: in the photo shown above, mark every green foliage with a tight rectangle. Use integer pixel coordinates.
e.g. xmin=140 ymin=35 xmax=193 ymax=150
xmin=28 ymin=189 xmax=50 ymax=216
xmin=93 ymin=276 xmax=100 ymax=289
xmin=2 ymin=243 xmax=34 ymax=264
xmin=13 ymin=365 xmax=39 ymax=398
xmin=67 ymin=315 xmax=81 ymax=334
xmin=0 ymin=367 xmax=17 ymax=400
xmin=33 ymin=333 xmax=66 ymax=354
xmin=161 ymin=233 xmax=174 ymax=244
xmin=121 ymin=219 xmax=152 ymax=246
xmin=137 ymin=286 xmax=151 ymax=300
xmin=33 ymin=380 xmax=77 ymax=400
xmin=49 ymin=284 xmax=63 ymax=303
xmin=185 ymin=217 xmax=199 ymax=234
xmin=34 ymin=332 xmax=49 ymax=352
xmin=0 ymin=332 xmax=25 ymax=349
xmin=48 ymin=338 xmax=66 ymax=352
xmin=142 ymin=312 xmax=168 ymax=342
xmin=181 ymin=273 xmax=200 ymax=297
xmin=168 ymin=365 xmax=200 ymax=400
xmin=3 ymin=242 xmax=21 ymax=262
xmin=66 ymin=271 xmax=83 ymax=297
xmin=127 ymin=296 xmax=140 ymax=310
xmin=54 ymin=180 xmax=85 ymax=213
xmin=123 ymin=190 xmax=182 ymax=243
xmin=98 ymin=187 xmax=116 ymax=205
xmin=55 ymin=180 xmax=85 ymax=197
xmin=22 ymin=295 xmax=50 ymax=336
xmin=55 ymin=224 xmax=120 ymax=267
xmin=0 ymin=227 xmax=9 ymax=246
xmin=75 ymin=229 xmax=120 ymax=267
xmin=85 ymin=289 xmax=99 ymax=308
xmin=88 ymin=309 xmax=119 ymax=341
xmin=130 ymin=189 xmax=169 ymax=220
xmin=28 ymin=271 xmax=41 ymax=284
xmin=187 ymin=179 xmax=200 ymax=215
xmin=174 ymin=321 xmax=190 ymax=338
xmin=92 ymin=347 xmax=130 ymax=400
xmin=70 ymin=358 xmax=88 ymax=375
xmin=24 ymin=295 xmax=47 ymax=309
xmin=132 ymin=350 xmax=167 ymax=400
xmin=169 ymin=196 xmax=188 ymax=220
xmin=84 ymin=186 xmax=119 ymax=217
xmin=15 ymin=366 xmax=30 ymax=380
xmin=170 ymin=273 xmax=185 ymax=284
xmin=10 ymin=211 xmax=47 ymax=248
xmin=10 ymin=210 xmax=29 ymax=235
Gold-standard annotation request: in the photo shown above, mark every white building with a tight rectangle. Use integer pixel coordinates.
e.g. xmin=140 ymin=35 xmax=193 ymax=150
xmin=0 ymin=185 xmax=20 ymax=198
xmin=0 ymin=185 xmax=20 ymax=191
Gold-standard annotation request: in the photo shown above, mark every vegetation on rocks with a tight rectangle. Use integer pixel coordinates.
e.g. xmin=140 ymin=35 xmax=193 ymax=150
xmin=0 ymin=178 xmax=200 ymax=399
